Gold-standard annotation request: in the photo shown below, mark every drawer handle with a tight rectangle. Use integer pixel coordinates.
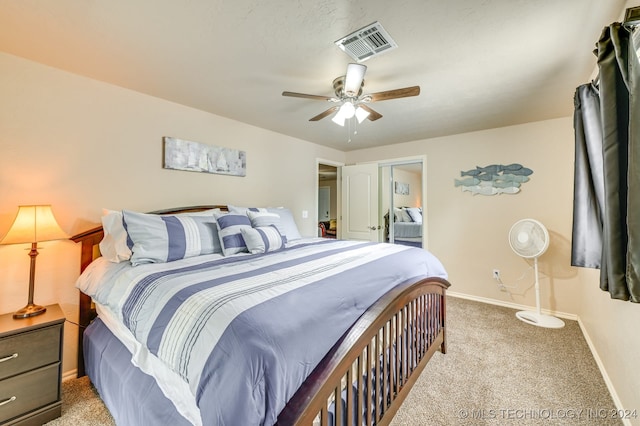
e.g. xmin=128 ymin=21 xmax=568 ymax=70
xmin=0 ymin=353 xmax=18 ymax=363
xmin=0 ymin=396 xmax=16 ymax=407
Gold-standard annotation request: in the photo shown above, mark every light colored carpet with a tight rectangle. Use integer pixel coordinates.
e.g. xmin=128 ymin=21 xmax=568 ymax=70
xmin=45 ymin=376 xmax=114 ymax=425
xmin=46 ymin=297 xmax=619 ymax=425
xmin=390 ymin=296 xmax=620 ymax=426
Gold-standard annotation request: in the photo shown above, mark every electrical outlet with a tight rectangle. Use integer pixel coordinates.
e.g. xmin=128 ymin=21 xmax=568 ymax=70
xmin=492 ymin=269 xmax=500 ymax=280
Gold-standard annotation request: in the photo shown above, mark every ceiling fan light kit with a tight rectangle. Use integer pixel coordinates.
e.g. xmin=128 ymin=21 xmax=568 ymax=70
xmin=281 ymin=21 xmax=419 ymax=140
xmin=282 ymin=67 xmax=419 ymax=129
xmin=508 ymin=219 xmax=565 ymax=329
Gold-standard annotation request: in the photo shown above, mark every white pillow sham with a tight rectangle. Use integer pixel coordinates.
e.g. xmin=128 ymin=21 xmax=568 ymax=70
xmin=99 ymin=209 xmax=132 ymax=263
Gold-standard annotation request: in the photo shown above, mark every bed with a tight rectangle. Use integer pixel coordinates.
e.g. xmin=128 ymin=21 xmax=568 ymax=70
xmin=384 ymin=207 xmax=423 ymax=248
xmin=71 ymin=205 xmax=450 ymax=425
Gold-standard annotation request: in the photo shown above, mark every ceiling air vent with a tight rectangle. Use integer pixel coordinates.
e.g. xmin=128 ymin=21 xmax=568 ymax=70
xmin=335 ymin=21 xmax=398 ymax=62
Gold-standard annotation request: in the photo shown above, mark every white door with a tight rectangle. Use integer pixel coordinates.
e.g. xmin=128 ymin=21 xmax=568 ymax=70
xmin=318 ymin=187 xmax=330 ymax=221
xmin=341 ymin=163 xmax=380 ymax=241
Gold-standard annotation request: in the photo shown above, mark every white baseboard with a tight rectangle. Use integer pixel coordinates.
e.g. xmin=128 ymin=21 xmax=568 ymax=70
xmin=446 ymin=291 xmax=578 ymax=321
xmin=62 ymin=369 xmax=78 ymax=382
xmin=576 ymin=318 xmax=632 ymax=426
xmin=447 ymin=291 xmax=631 ymax=425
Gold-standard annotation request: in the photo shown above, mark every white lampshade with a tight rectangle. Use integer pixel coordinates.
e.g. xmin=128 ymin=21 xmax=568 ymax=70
xmin=344 ymin=63 xmax=367 ymax=96
xmin=1 ymin=205 xmax=68 ymax=245
xmin=340 ymin=102 xmax=356 ymax=119
xmin=331 ymin=104 xmax=347 ymax=127
xmin=331 ymin=109 xmax=347 ymax=126
xmin=355 ymin=106 xmax=370 ymax=123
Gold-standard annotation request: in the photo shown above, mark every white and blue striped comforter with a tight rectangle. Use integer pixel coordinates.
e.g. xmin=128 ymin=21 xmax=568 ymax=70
xmin=77 ymin=238 xmax=447 ymax=425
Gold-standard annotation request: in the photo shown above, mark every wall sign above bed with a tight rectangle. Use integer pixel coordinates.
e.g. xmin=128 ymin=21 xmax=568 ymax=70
xmin=454 ymin=163 xmax=533 ymax=196
xmin=163 ymin=136 xmax=246 ymax=177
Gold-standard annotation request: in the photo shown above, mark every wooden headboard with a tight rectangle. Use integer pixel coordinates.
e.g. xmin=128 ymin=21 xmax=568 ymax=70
xmin=69 ymin=205 xmax=228 ymax=376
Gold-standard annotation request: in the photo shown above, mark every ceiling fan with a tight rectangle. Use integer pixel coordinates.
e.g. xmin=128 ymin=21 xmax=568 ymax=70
xmin=282 ymin=63 xmax=420 ymax=126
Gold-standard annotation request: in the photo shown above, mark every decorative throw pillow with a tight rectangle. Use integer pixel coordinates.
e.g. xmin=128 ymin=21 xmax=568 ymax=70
xmin=122 ymin=210 xmax=220 ymax=265
xmin=214 ymin=212 xmax=252 ymax=256
xmin=406 ymin=207 xmax=423 ymax=224
xmin=399 ymin=208 xmax=412 ymax=223
xmin=240 ymin=225 xmax=287 ymax=254
xmin=246 ymin=210 xmax=284 ymax=233
xmin=229 ymin=205 xmax=302 ymax=240
xmin=99 ymin=209 xmax=132 ymax=263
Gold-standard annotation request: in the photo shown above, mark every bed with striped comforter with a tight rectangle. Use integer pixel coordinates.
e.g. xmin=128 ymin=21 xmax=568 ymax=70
xmin=77 ymin=238 xmax=447 ymax=425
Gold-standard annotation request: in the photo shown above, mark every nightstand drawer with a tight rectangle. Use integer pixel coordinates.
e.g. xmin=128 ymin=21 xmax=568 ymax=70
xmin=0 ymin=363 xmax=60 ymax=424
xmin=0 ymin=325 xmax=61 ymax=381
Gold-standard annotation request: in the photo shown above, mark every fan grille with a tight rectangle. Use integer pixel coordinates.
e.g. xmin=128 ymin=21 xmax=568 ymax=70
xmin=509 ymin=219 xmax=549 ymax=258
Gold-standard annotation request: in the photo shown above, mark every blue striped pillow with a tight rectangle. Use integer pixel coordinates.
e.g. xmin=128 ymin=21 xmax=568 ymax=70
xmin=123 ymin=210 xmax=220 ymax=265
xmin=240 ymin=225 xmax=287 ymax=254
xmin=215 ymin=212 xmax=252 ymax=256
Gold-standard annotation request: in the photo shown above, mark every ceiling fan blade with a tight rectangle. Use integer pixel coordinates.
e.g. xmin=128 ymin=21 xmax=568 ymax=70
xmin=368 ymin=86 xmax=420 ymax=102
xmin=358 ymin=104 xmax=383 ymax=121
xmin=309 ymin=106 xmax=340 ymax=121
xmin=282 ymin=91 xmax=334 ymax=101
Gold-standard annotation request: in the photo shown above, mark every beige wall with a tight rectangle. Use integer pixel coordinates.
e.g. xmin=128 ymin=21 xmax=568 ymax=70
xmin=346 ymin=118 xmax=640 ymax=422
xmin=0 ymin=52 xmax=345 ymax=374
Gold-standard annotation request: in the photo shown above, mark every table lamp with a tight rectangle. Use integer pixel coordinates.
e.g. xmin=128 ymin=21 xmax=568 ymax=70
xmin=0 ymin=205 xmax=68 ymax=318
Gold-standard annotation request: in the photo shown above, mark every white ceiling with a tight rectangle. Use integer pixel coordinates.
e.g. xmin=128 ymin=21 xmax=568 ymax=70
xmin=0 ymin=0 xmax=630 ymax=151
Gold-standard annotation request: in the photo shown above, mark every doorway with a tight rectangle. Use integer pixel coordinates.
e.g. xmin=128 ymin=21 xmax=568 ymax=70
xmin=338 ymin=156 xmax=426 ymax=246
xmin=379 ymin=161 xmax=424 ymax=247
xmin=317 ymin=162 xmax=340 ymax=238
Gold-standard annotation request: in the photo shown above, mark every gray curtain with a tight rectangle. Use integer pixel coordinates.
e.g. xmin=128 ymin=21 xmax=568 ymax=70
xmin=572 ymin=83 xmax=604 ymax=269
xmin=572 ymin=23 xmax=640 ymax=302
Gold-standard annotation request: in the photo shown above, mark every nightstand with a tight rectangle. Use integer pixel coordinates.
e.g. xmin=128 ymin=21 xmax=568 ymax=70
xmin=0 ymin=304 xmax=64 ymax=425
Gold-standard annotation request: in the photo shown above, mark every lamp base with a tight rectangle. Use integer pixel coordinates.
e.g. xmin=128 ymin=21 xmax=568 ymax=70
xmin=13 ymin=303 xmax=47 ymax=319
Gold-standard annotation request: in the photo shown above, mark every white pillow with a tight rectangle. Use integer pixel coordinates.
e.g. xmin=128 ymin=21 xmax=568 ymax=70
xmin=240 ymin=225 xmax=286 ymax=254
xmin=228 ymin=205 xmax=267 ymax=215
xmin=99 ymin=209 xmax=132 ymax=263
xmin=265 ymin=207 xmax=302 ymax=240
xmin=393 ymin=207 xmax=404 ymax=222
xmin=406 ymin=207 xmax=423 ymax=223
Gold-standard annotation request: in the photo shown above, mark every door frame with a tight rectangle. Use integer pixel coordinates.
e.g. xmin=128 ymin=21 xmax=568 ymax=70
xmin=378 ymin=155 xmax=428 ymax=249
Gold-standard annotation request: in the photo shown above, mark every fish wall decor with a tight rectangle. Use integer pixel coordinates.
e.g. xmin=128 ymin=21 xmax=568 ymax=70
xmin=455 ymin=164 xmax=532 ymax=196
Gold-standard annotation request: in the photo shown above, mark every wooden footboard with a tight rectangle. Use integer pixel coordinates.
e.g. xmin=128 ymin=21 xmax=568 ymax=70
xmin=277 ymin=277 xmax=449 ymax=426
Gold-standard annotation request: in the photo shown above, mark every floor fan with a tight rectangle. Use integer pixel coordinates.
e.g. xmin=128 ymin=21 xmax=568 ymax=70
xmin=508 ymin=219 xmax=565 ymax=329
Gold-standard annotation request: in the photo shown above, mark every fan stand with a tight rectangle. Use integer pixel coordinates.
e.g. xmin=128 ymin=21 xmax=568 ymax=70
xmin=515 ymin=257 xmax=565 ymax=329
